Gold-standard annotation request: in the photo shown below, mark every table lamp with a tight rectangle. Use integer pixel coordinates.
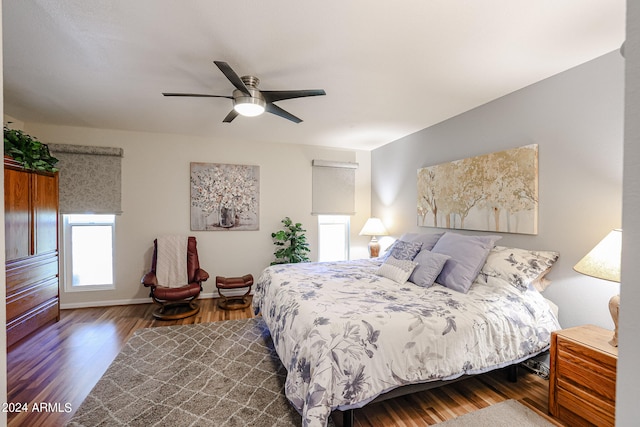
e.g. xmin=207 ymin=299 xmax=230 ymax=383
xmin=573 ymin=229 xmax=622 ymax=347
xmin=359 ymin=218 xmax=388 ymax=258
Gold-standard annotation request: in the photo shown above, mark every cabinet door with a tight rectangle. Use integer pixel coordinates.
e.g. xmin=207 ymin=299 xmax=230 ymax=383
xmin=5 ymin=168 xmax=31 ymax=261
xmin=33 ymin=173 xmax=59 ymax=255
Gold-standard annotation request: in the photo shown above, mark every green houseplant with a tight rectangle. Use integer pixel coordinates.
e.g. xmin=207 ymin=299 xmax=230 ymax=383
xmin=271 ymin=217 xmax=311 ymax=265
xmin=4 ymin=125 xmax=58 ymax=172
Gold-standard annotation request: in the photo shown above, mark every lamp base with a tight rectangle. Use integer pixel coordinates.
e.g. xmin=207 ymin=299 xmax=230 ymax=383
xmin=609 ymin=294 xmax=620 ymax=347
xmin=368 ymin=237 xmax=381 ymax=258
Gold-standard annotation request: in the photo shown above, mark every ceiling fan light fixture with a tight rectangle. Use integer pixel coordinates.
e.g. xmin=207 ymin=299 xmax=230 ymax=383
xmin=233 ymin=96 xmax=266 ymax=117
xmin=163 ymin=61 xmax=325 ymax=123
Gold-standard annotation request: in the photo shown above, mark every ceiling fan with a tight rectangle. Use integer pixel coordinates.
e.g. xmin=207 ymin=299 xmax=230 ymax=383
xmin=163 ymin=61 xmax=326 ymax=124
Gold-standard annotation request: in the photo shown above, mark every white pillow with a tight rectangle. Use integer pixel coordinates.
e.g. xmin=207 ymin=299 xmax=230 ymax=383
xmin=376 ymin=256 xmax=418 ymax=284
xmin=532 ymin=274 xmax=552 ymax=292
xmin=481 ymin=246 xmax=559 ymax=292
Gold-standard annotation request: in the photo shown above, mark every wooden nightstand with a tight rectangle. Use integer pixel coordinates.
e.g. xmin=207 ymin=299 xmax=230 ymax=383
xmin=549 ymin=325 xmax=617 ymax=426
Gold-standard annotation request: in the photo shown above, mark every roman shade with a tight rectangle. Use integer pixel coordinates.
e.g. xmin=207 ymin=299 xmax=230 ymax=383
xmin=311 ymin=160 xmax=357 ymax=215
xmin=48 ymin=143 xmax=123 ymax=215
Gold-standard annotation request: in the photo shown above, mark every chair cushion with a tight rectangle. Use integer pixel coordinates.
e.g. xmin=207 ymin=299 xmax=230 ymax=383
xmin=152 ymin=282 xmax=201 ymax=300
xmin=216 ymin=275 xmax=254 ymax=289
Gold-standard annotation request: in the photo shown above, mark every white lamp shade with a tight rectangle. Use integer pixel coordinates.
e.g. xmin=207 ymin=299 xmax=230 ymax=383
xmin=573 ymin=229 xmax=622 ymax=283
xmin=359 ymin=218 xmax=388 ymax=236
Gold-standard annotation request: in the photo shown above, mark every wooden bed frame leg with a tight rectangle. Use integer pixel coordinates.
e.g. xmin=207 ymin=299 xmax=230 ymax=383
xmin=508 ymin=364 xmax=518 ymax=383
xmin=343 ymin=409 xmax=354 ymax=427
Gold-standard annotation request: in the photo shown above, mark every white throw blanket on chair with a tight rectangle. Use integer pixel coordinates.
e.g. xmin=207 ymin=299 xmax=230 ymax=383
xmin=155 ymin=235 xmax=189 ymax=288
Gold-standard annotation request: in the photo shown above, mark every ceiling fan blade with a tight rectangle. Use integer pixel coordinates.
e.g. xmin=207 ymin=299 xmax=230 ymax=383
xmin=261 ymin=89 xmax=326 ymax=103
xmin=223 ymin=110 xmax=239 ymax=123
xmin=266 ymin=103 xmax=302 ymax=123
xmin=214 ymin=61 xmax=251 ymax=96
xmin=163 ymin=93 xmax=232 ymax=99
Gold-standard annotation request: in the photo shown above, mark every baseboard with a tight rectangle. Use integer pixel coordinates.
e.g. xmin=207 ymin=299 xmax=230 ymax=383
xmin=60 ymin=289 xmax=253 ymax=310
xmin=60 ymin=298 xmax=151 ymax=310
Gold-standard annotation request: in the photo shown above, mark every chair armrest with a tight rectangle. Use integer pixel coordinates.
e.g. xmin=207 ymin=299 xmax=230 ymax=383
xmin=194 ymin=268 xmax=210 ymax=283
xmin=141 ymin=271 xmax=158 ymax=287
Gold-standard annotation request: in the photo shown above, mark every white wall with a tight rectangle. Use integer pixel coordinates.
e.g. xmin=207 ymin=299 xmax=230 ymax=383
xmin=617 ymin=0 xmax=640 ymax=423
xmin=19 ymin=123 xmax=371 ymax=307
xmin=371 ymin=51 xmax=624 ymax=330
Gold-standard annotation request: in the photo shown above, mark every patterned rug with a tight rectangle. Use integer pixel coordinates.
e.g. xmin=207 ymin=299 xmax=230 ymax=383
xmin=66 ymin=318 xmax=302 ymax=426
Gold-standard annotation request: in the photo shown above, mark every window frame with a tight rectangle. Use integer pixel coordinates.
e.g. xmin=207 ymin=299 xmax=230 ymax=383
xmin=61 ymin=214 xmax=116 ymax=292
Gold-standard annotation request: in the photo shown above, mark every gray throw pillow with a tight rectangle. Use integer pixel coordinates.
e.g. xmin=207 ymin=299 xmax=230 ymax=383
xmin=432 ymin=232 xmax=502 ymax=293
xmin=399 ymin=232 xmax=444 ymax=251
xmin=409 ymin=250 xmax=451 ymax=288
xmin=389 ymin=240 xmax=423 ymax=261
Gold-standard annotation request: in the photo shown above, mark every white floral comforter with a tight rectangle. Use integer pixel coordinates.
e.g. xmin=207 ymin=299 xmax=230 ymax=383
xmin=252 ymin=259 xmax=560 ymax=427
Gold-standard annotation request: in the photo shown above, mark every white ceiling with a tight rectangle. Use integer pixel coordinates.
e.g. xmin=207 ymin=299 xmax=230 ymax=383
xmin=2 ymin=1 xmax=626 ymax=151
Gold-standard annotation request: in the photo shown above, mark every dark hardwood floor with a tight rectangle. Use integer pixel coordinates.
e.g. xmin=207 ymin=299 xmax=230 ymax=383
xmin=6 ymin=298 xmax=563 ymax=427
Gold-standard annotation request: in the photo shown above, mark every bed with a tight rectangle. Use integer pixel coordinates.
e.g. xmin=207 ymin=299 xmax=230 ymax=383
xmin=253 ymin=231 xmax=561 ymax=427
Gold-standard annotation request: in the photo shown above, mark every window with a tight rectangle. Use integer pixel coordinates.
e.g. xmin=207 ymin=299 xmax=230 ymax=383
xmin=318 ymin=215 xmax=350 ymax=262
xmin=62 ymin=214 xmax=115 ymax=291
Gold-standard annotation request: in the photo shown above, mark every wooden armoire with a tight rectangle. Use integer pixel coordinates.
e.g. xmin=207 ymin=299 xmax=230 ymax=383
xmin=4 ymin=156 xmax=60 ymax=347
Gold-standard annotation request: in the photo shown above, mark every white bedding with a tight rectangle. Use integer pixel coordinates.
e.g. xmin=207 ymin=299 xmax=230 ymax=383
xmin=253 ymin=258 xmax=560 ymax=427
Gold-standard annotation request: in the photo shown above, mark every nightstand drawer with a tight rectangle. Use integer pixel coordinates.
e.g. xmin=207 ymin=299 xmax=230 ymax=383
xmin=556 ymin=335 xmax=617 ymax=373
xmin=555 ymin=387 xmax=615 ymax=427
xmin=556 ymin=346 xmax=616 ymax=405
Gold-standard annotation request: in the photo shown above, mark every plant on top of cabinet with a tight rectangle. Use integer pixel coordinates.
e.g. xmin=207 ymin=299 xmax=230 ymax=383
xmin=4 ymin=125 xmax=58 ymax=172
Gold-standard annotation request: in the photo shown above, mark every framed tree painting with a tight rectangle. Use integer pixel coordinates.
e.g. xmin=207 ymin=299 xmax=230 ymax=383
xmin=190 ymin=162 xmax=260 ymax=231
xmin=417 ymin=144 xmax=538 ymax=235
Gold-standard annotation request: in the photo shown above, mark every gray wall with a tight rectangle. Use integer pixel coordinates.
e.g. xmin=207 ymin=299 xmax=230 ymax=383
xmin=372 ymin=51 xmax=624 ymax=330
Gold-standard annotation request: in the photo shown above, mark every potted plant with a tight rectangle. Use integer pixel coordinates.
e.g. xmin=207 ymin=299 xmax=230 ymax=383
xmin=4 ymin=125 xmax=58 ymax=172
xmin=271 ymin=217 xmax=311 ymax=265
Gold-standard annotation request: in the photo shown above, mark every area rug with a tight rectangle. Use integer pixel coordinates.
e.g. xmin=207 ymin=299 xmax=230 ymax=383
xmin=66 ymin=318 xmax=302 ymax=426
xmin=436 ymin=399 xmax=555 ymax=427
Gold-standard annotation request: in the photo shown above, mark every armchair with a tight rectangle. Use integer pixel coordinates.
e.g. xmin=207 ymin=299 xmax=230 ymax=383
xmin=141 ymin=236 xmax=209 ymax=320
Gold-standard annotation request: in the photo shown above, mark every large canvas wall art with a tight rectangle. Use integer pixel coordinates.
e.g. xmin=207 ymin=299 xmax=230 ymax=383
xmin=190 ymin=162 xmax=260 ymax=231
xmin=417 ymin=144 xmax=538 ymax=235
